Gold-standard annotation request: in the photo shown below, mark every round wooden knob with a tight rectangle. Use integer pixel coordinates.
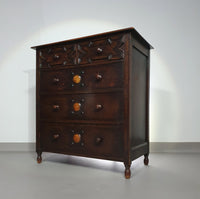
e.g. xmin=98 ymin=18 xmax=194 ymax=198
xmin=53 ymin=105 xmax=60 ymax=111
xmin=96 ymin=104 xmax=103 ymax=111
xmin=97 ymin=47 xmax=103 ymax=54
xmin=54 ymin=54 xmax=60 ymax=59
xmin=95 ymin=137 xmax=103 ymax=144
xmin=53 ymin=134 xmax=60 ymax=139
xmin=73 ymin=134 xmax=81 ymax=143
xmin=73 ymin=102 xmax=81 ymax=112
xmin=53 ymin=77 xmax=60 ymax=83
xmin=96 ymin=73 xmax=102 ymax=81
xmin=73 ymin=75 xmax=81 ymax=84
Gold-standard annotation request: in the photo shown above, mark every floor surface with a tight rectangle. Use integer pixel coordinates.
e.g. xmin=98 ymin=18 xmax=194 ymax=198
xmin=0 ymin=152 xmax=199 ymax=199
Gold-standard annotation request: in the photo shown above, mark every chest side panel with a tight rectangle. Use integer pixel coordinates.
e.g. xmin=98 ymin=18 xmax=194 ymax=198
xmin=130 ymin=39 xmax=150 ymax=159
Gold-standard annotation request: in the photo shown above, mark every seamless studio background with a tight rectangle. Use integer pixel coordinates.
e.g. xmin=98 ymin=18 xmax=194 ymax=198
xmin=0 ymin=0 xmax=199 ymax=144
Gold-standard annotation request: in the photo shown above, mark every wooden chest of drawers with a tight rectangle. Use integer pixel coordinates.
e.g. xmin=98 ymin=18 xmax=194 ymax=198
xmin=31 ymin=27 xmax=153 ymax=178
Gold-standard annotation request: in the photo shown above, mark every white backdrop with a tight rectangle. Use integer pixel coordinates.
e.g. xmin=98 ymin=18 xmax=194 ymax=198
xmin=0 ymin=0 xmax=199 ymax=142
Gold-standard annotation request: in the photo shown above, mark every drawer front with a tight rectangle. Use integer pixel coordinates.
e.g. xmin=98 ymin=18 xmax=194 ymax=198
xmin=38 ymin=44 xmax=76 ymax=68
xmin=40 ymin=124 xmax=124 ymax=159
xmin=38 ymin=33 xmax=126 ymax=68
xmin=40 ymin=62 xmax=123 ymax=92
xmin=40 ymin=93 xmax=123 ymax=121
xmin=77 ymin=34 xmax=125 ymax=65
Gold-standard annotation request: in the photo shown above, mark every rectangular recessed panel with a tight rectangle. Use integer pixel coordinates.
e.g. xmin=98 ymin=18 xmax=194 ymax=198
xmin=130 ymin=47 xmax=147 ymax=146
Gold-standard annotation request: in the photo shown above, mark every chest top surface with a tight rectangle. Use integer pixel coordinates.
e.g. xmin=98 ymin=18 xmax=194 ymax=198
xmin=31 ymin=27 xmax=152 ymax=50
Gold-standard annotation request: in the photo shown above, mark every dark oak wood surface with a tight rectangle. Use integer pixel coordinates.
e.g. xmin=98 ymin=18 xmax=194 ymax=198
xmin=40 ymin=123 xmax=124 ymax=160
xmin=40 ymin=92 xmax=124 ymax=122
xmin=40 ymin=62 xmax=123 ymax=92
xmin=32 ymin=27 xmax=153 ymax=179
xmin=31 ymin=27 xmax=152 ymax=50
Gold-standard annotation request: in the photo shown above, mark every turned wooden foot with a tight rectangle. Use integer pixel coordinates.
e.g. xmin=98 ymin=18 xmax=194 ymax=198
xmin=125 ymin=167 xmax=131 ymax=179
xmin=124 ymin=163 xmax=131 ymax=179
xmin=144 ymin=154 xmax=149 ymax=166
xmin=37 ymin=152 xmax=42 ymax=164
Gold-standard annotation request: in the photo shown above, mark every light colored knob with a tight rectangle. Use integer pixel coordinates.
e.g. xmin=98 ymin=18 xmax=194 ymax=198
xmin=73 ymin=102 xmax=81 ymax=112
xmin=73 ymin=75 xmax=81 ymax=84
xmin=73 ymin=134 xmax=81 ymax=143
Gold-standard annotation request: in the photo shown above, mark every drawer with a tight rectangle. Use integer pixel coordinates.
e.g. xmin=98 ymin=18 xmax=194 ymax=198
xmin=40 ymin=62 xmax=123 ymax=92
xmin=77 ymin=34 xmax=125 ymax=65
xmin=38 ymin=44 xmax=76 ymax=68
xmin=40 ymin=93 xmax=123 ymax=122
xmin=40 ymin=124 xmax=124 ymax=159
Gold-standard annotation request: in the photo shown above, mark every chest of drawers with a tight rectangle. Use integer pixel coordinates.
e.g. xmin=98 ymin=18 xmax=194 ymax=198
xmin=31 ymin=27 xmax=153 ymax=178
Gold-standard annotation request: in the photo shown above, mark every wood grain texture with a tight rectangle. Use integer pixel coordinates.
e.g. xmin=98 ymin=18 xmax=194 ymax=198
xmin=40 ymin=92 xmax=124 ymax=122
xmin=40 ymin=62 xmax=123 ymax=92
xmin=40 ymin=123 xmax=124 ymax=159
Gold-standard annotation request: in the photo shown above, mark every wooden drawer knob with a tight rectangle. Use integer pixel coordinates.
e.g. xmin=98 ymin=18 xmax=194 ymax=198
xmin=53 ymin=134 xmax=60 ymax=140
xmin=73 ymin=102 xmax=81 ymax=112
xmin=73 ymin=134 xmax=81 ymax=143
xmin=53 ymin=77 xmax=60 ymax=83
xmin=97 ymin=47 xmax=103 ymax=54
xmin=95 ymin=137 xmax=103 ymax=145
xmin=96 ymin=73 xmax=102 ymax=81
xmin=53 ymin=105 xmax=60 ymax=111
xmin=96 ymin=104 xmax=103 ymax=111
xmin=54 ymin=54 xmax=60 ymax=59
xmin=73 ymin=75 xmax=81 ymax=84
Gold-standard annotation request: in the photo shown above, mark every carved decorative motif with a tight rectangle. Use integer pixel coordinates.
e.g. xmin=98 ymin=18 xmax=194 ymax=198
xmin=38 ymin=34 xmax=125 ymax=68
xmin=76 ymin=34 xmax=125 ymax=65
xmin=38 ymin=44 xmax=76 ymax=68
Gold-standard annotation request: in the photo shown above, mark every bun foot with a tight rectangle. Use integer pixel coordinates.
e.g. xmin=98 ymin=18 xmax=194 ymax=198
xmin=144 ymin=154 xmax=149 ymax=166
xmin=125 ymin=168 xmax=131 ymax=179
